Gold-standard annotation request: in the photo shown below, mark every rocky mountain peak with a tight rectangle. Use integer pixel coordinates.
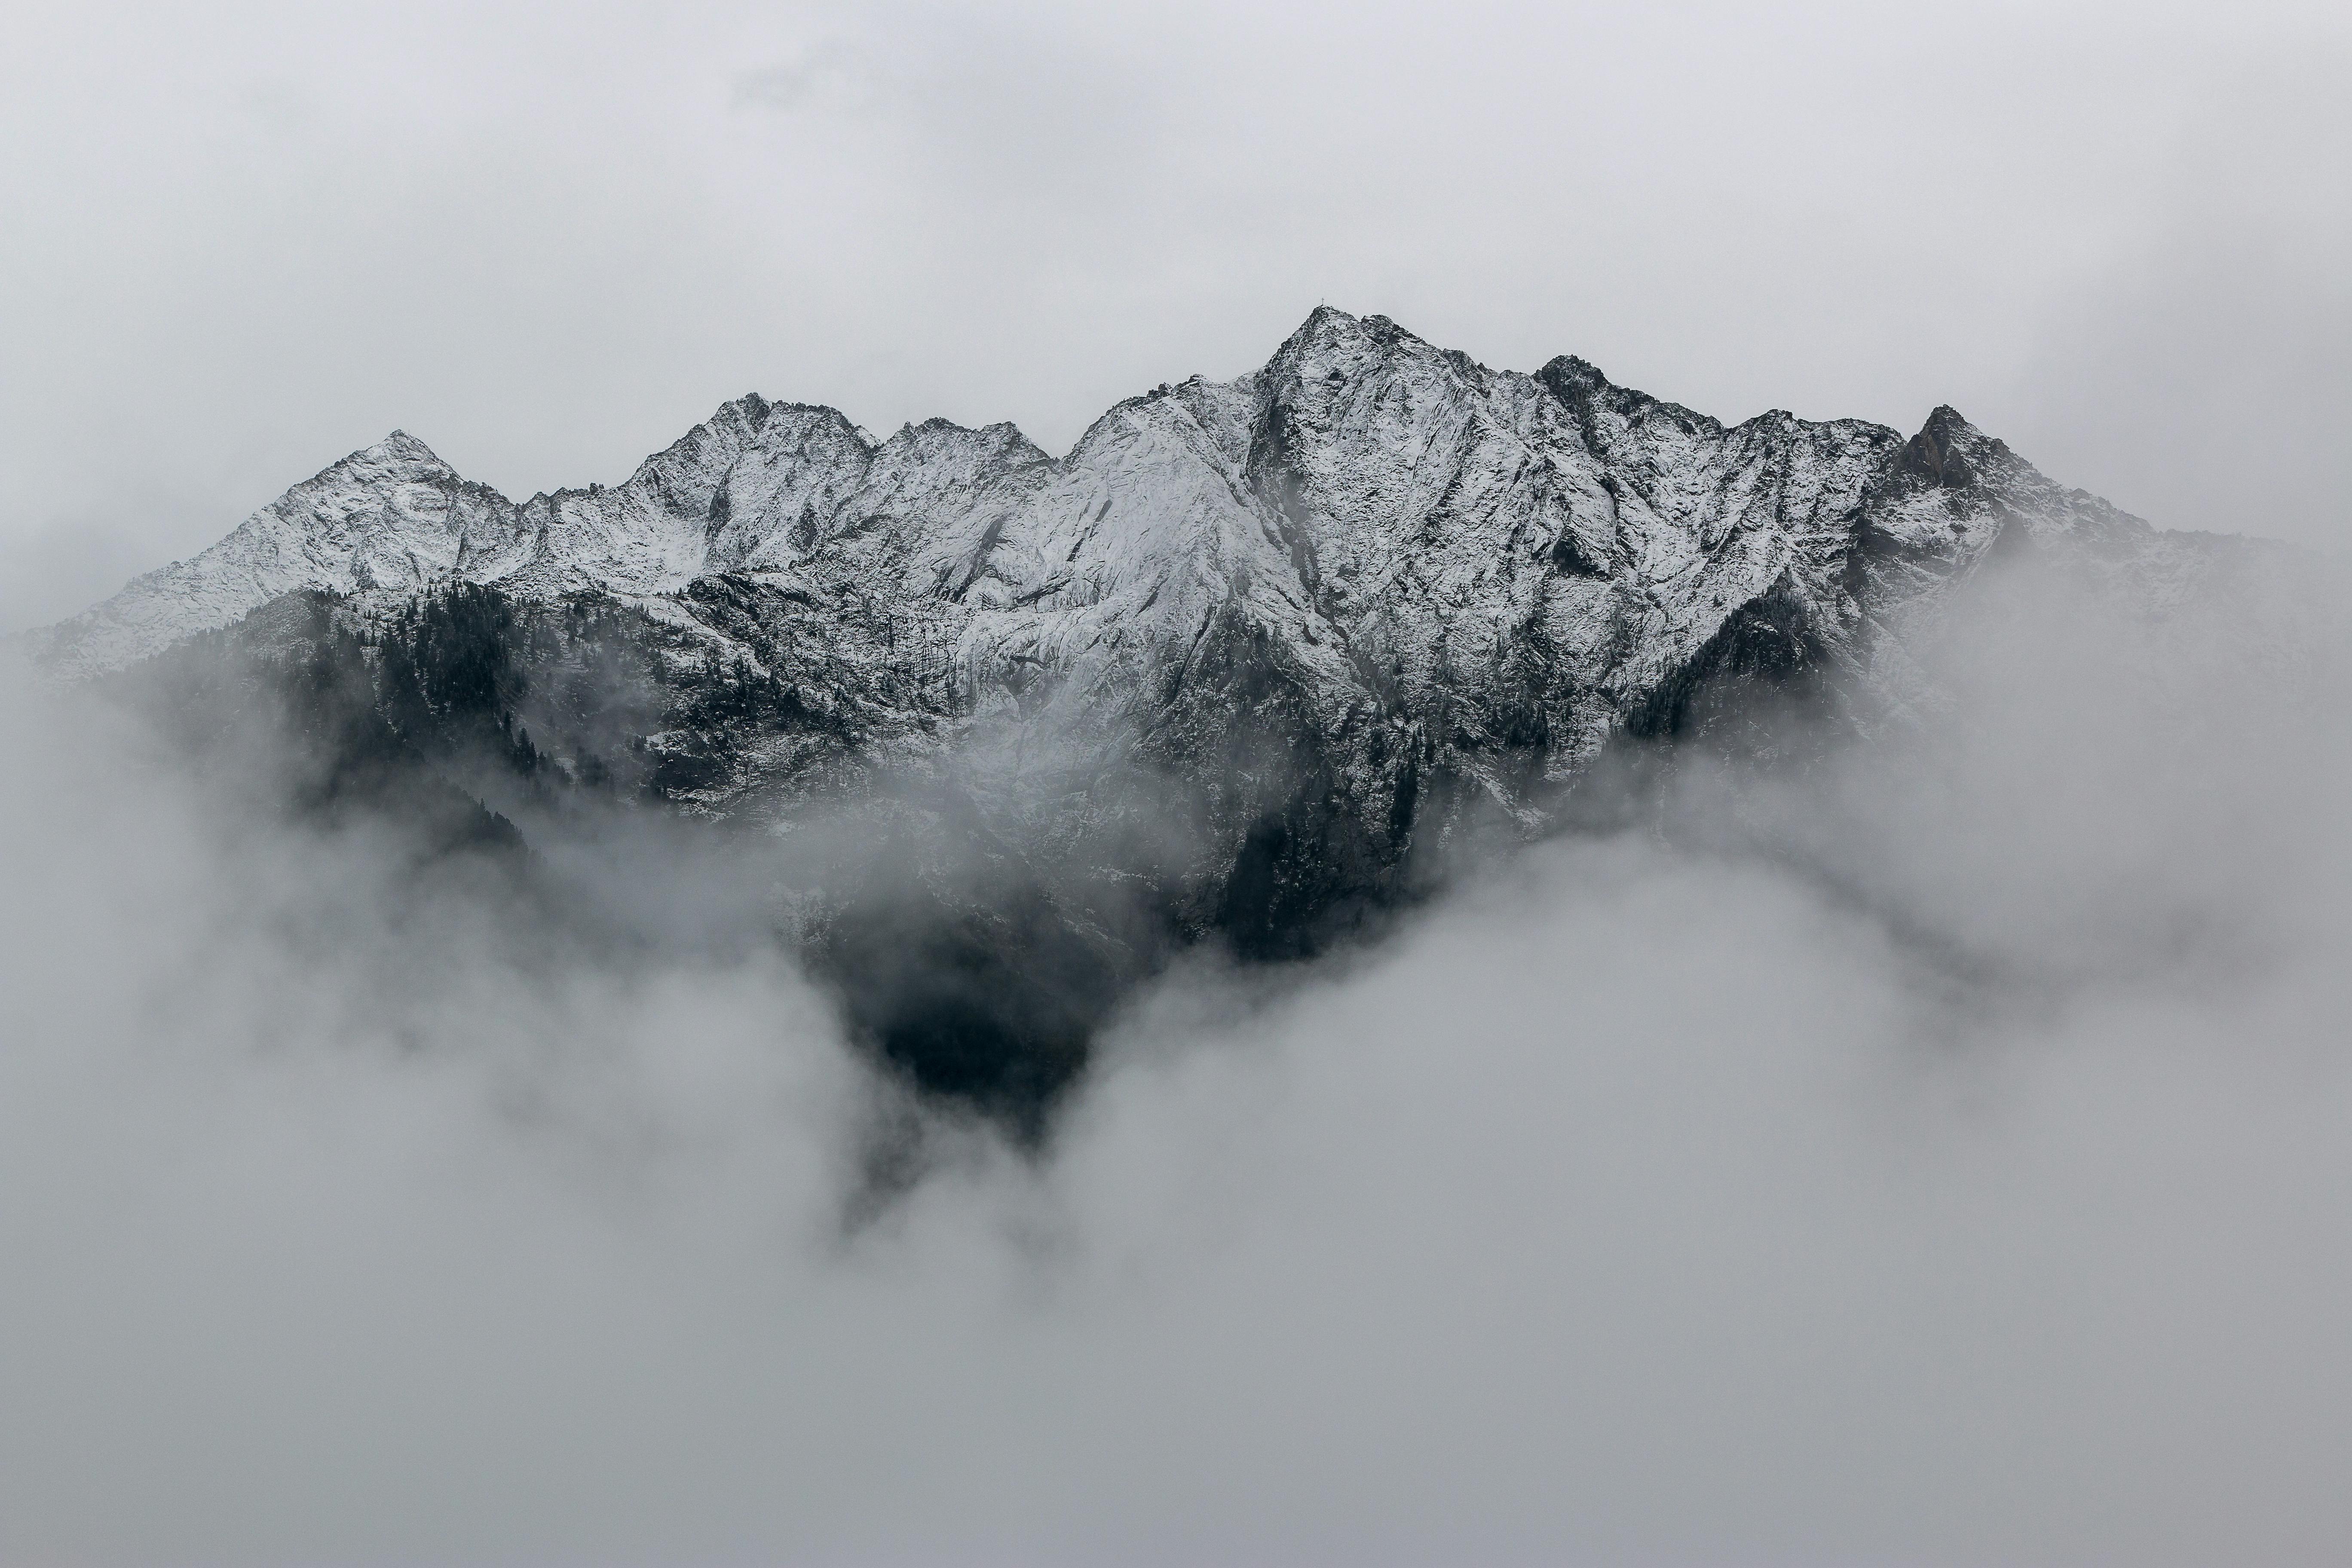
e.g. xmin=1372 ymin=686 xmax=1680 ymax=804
xmin=363 ymin=429 xmax=452 ymax=469
xmin=1895 ymin=405 xmax=1993 ymax=489
xmin=28 ymin=309 xmax=2319 ymax=1120
xmin=28 ymin=309 xmax=2250 ymax=719
xmin=1266 ymin=306 xmax=1445 ymax=387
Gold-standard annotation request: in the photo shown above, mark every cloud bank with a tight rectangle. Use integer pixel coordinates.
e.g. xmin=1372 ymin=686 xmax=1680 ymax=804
xmin=2 ymin=543 xmax=2348 ymax=1565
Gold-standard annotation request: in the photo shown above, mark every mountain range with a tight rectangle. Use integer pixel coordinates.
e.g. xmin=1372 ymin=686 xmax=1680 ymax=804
xmin=26 ymin=307 xmax=2315 ymax=1126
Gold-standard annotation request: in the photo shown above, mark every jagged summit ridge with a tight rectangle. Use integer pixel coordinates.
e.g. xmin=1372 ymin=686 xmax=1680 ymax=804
xmin=26 ymin=309 xmax=1895 ymax=673
xmin=34 ymin=306 xmax=2230 ymax=777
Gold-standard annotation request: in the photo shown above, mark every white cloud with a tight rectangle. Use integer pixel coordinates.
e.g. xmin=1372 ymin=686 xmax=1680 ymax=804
xmin=0 ymin=552 xmax=2345 ymax=1563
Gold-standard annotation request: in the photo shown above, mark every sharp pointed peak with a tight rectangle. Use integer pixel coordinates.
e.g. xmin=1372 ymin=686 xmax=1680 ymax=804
xmin=1538 ymin=353 xmax=1614 ymax=391
xmin=1282 ymin=303 xmax=1433 ymax=346
xmin=710 ymin=392 xmax=773 ymax=427
xmin=354 ymin=429 xmax=445 ymax=465
xmin=1908 ymin=405 xmax=2013 ymax=463
xmin=1895 ymin=406 xmax=2011 ymax=489
xmin=1265 ymin=305 xmax=1456 ymax=389
xmin=1269 ymin=303 xmax=1367 ymax=360
xmin=310 ymin=431 xmax=457 ymax=487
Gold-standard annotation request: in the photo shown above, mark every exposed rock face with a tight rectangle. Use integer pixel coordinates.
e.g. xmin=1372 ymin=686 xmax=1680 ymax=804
xmin=29 ymin=307 xmax=2310 ymax=1122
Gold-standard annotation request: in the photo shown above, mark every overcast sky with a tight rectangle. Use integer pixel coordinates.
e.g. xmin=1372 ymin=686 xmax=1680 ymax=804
xmin=4 ymin=0 xmax=2348 ymax=631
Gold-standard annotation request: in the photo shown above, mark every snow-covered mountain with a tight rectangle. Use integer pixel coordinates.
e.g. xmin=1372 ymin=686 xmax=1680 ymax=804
xmin=29 ymin=307 xmax=2316 ymax=1116
xmin=40 ymin=306 xmax=2293 ymax=809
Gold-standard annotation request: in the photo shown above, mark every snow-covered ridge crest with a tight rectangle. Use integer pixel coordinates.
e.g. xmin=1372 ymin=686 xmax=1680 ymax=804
xmin=26 ymin=306 xmax=2270 ymax=711
xmin=30 ymin=389 xmax=1060 ymax=676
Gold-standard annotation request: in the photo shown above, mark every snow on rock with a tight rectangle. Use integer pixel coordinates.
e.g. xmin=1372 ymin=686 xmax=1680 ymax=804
xmin=31 ymin=309 xmax=2298 ymax=793
xmin=30 ymin=433 xmax=521 ymax=675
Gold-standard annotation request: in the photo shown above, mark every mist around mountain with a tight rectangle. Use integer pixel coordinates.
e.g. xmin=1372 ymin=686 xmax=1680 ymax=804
xmin=3 ymin=451 xmax=2348 ymax=1560
xmin=6 ymin=309 xmax=2350 ymax=1562
xmin=22 ymin=309 xmax=2338 ymax=1139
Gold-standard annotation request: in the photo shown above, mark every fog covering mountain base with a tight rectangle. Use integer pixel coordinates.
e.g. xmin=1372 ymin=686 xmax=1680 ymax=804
xmin=3 ymin=454 xmax=2349 ymax=1563
xmin=24 ymin=307 xmax=2333 ymax=1130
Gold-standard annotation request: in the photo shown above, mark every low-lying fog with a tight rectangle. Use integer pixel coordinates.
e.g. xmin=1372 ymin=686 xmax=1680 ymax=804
xmin=3 ymin=560 xmax=2347 ymax=1566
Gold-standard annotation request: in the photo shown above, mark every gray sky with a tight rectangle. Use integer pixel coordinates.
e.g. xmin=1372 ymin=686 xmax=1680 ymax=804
xmin=3 ymin=0 xmax=2348 ymax=632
